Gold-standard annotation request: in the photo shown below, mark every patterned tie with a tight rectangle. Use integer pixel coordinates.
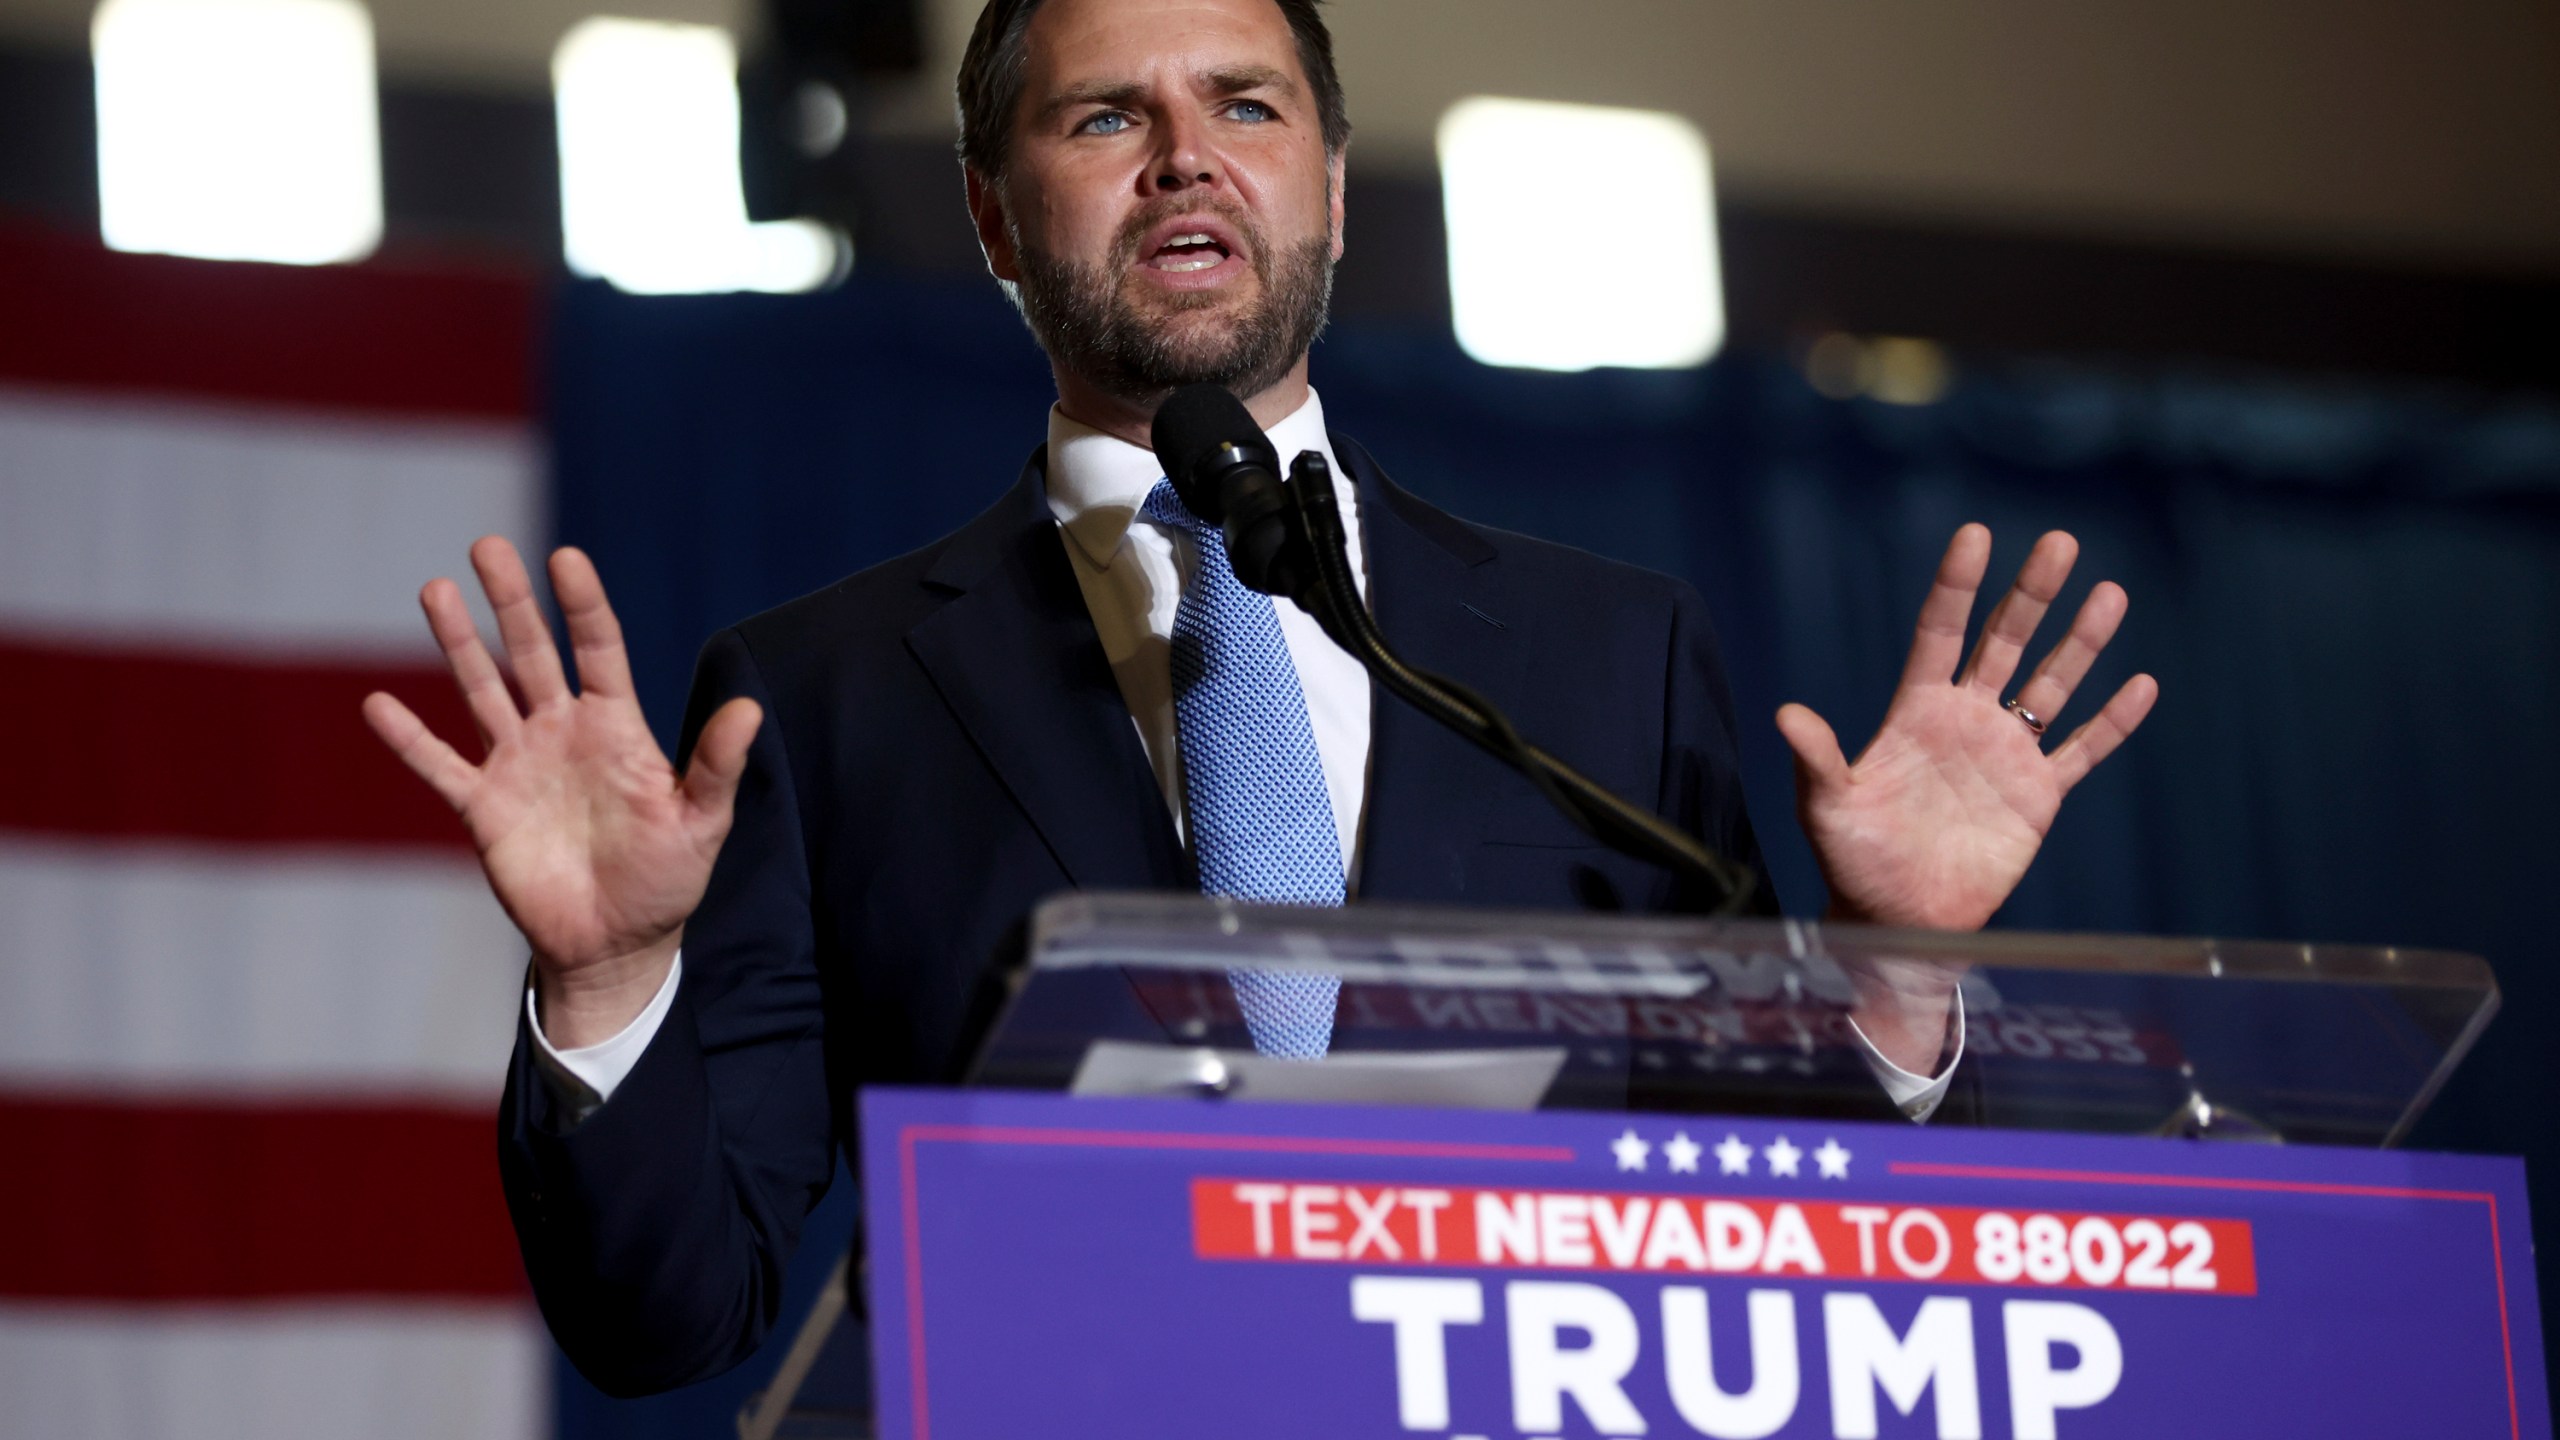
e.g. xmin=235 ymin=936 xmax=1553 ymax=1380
xmin=1143 ymin=480 xmax=1343 ymax=1060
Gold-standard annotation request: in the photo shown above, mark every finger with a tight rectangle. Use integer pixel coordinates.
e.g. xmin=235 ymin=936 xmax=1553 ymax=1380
xmin=549 ymin=547 xmax=637 ymax=701
xmin=1960 ymin=530 xmax=2078 ymax=696
xmin=1775 ymin=702 xmax=1851 ymax=794
xmin=420 ymin=576 xmax=521 ymax=748
xmin=2012 ymin=580 xmax=2127 ymax=725
xmin=680 ymin=698 xmax=765 ymax=827
xmin=1900 ymin=524 xmax=1993 ymax=690
xmin=362 ymin=691 xmax=478 ymax=812
xmin=470 ymin=535 xmax=571 ymax=709
xmin=2048 ymin=673 xmax=2159 ymax=795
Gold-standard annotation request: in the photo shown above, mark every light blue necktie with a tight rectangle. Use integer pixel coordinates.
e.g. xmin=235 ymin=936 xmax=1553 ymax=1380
xmin=1144 ymin=480 xmax=1343 ymax=1060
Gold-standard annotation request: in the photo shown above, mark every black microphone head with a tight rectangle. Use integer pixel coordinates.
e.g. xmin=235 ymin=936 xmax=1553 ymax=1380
xmin=1149 ymin=383 xmax=1277 ymax=523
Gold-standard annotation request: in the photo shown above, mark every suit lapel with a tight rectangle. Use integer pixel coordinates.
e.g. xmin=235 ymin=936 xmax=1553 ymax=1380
xmin=904 ymin=449 xmax=1188 ymax=891
xmin=1335 ymin=433 xmax=1521 ymax=904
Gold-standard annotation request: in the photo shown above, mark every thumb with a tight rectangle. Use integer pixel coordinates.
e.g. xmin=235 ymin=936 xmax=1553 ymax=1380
xmin=1774 ymin=702 xmax=1850 ymax=795
xmin=680 ymin=697 xmax=764 ymax=824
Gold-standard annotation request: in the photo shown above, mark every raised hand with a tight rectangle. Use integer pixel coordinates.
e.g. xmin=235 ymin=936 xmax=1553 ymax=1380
xmin=1777 ymin=524 xmax=2157 ymax=931
xmin=361 ymin=538 xmax=763 ymax=1047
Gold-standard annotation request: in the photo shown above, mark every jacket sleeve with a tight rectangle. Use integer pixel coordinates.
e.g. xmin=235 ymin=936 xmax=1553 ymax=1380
xmin=495 ymin=625 xmax=836 ymax=1396
xmin=1657 ymin=579 xmax=1782 ymax=917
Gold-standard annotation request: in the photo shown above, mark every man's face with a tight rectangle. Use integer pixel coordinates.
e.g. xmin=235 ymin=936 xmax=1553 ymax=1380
xmin=971 ymin=0 xmax=1345 ymax=405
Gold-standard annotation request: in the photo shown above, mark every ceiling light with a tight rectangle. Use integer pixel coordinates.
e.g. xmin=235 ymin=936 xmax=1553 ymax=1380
xmin=92 ymin=0 xmax=383 ymax=266
xmin=554 ymin=17 xmax=843 ymax=296
xmin=1439 ymin=96 xmax=1723 ymax=372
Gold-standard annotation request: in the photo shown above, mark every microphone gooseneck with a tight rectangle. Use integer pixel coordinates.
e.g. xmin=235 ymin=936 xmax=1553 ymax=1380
xmin=1283 ymin=451 xmax=1757 ymax=915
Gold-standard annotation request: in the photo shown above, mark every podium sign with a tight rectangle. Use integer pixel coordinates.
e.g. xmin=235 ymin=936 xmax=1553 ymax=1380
xmin=861 ymin=1087 xmax=2546 ymax=1440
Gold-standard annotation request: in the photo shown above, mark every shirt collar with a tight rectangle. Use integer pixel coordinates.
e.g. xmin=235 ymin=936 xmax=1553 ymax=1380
xmin=1045 ymin=387 xmax=1338 ymax=571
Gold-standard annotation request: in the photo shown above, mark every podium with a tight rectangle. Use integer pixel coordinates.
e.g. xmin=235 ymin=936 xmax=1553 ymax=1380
xmin=974 ymin=893 xmax=2498 ymax=1145
xmin=740 ymin=894 xmax=2538 ymax=1439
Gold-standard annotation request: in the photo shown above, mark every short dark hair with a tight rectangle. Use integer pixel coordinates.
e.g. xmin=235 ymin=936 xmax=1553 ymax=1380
xmin=956 ymin=0 xmax=1351 ymax=180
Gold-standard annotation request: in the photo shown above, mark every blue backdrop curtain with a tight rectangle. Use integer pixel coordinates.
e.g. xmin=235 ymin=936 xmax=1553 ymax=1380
xmin=546 ymin=270 xmax=2560 ymax=1437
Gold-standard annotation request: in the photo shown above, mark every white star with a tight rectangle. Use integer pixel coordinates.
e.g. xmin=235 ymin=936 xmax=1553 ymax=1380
xmin=1763 ymin=1136 xmax=1803 ymax=1178
xmin=1611 ymin=1128 xmax=1651 ymax=1172
xmin=1814 ymin=1138 xmax=1852 ymax=1179
xmin=1714 ymin=1134 xmax=1754 ymax=1176
xmin=1663 ymin=1131 xmax=1703 ymax=1174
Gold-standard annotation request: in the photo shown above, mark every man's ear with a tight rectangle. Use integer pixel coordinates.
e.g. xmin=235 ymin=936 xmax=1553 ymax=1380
xmin=964 ymin=166 xmax=1022 ymax=283
xmin=1326 ymin=147 xmax=1347 ymax=263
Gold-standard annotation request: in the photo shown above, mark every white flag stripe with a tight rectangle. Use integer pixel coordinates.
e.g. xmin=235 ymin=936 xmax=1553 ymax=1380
xmin=0 ymin=838 xmax=523 ymax=1102
xmin=0 ymin=1305 xmax=545 ymax=1440
xmin=0 ymin=385 xmax=542 ymax=659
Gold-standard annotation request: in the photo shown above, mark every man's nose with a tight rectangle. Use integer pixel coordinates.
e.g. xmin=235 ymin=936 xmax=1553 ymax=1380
xmin=1146 ymin=110 xmax=1223 ymax=195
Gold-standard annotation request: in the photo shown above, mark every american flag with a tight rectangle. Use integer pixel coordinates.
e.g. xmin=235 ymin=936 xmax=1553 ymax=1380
xmin=0 ymin=219 xmax=548 ymax=1439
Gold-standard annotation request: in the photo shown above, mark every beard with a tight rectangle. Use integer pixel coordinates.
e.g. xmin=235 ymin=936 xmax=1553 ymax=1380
xmin=1008 ymin=198 xmax=1335 ymax=407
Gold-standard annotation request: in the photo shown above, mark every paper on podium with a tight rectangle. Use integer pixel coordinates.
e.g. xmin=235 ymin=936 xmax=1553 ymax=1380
xmin=1069 ymin=1040 xmax=1567 ymax=1110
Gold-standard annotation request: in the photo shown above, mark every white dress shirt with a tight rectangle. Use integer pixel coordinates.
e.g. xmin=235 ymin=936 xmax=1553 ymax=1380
xmin=529 ymin=387 xmax=1959 ymax=1122
xmin=1854 ymin=994 xmax=1966 ymax=1123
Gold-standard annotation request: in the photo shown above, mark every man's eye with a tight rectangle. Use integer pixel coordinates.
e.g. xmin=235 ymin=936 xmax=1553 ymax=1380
xmin=1079 ymin=111 xmax=1132 ymax=136
xmin=1227 ymin=100 xmax=1275 ymax=123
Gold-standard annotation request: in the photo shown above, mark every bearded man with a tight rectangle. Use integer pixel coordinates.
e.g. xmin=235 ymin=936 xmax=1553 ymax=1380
xmin=362 ymin=0 xmax=2155 ymax=1394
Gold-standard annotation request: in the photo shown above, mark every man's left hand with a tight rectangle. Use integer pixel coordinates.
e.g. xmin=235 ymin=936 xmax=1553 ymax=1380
xmin=1777 ymin=523 xmax=2158 ymax=931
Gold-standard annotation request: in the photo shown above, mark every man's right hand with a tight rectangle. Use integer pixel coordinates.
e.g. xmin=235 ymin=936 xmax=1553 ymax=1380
xmin=362 ymin=537 xmax=763 ymax=1049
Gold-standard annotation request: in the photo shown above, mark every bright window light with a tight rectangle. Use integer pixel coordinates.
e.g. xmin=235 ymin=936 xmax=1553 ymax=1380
xmin=553 ymin=17 xmax=842 ymax=296
xmin=92 ymin=0 xmax=383 ymax=265
xmin=1438 ymin=97 xmax=1723 ymax=372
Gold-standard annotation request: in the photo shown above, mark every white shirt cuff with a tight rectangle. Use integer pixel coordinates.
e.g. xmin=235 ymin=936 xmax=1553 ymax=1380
xmin=1846 ymin=989 xmax=1966 ymax=1124
xmin=526 ymin=952 xmax=682 ymax=1124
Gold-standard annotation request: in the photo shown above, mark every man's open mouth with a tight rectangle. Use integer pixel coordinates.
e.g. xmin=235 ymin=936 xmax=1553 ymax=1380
xmin=1148 ymin=232 xmax=1233 ymax=273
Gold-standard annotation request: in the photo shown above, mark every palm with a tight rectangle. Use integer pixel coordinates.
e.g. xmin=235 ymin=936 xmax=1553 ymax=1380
xmin=1780 ymin=526 xmax=2156 ymax=932
xmin=465 ymin=694 xmax=715 ymax=970
xmin=363 ymin=538 xmax=761 ymax=980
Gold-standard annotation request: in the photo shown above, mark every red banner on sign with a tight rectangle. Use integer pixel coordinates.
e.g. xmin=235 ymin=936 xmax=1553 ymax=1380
xmin=1192 ymin=1178 xmax=2256 ymax=1296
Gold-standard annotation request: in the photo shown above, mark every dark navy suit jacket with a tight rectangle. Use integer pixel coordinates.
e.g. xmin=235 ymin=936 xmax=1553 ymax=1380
xmin=497 ymin=434 xmax=1771 ymax=1394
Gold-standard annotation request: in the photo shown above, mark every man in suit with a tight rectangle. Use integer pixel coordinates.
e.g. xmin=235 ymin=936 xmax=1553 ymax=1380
xmin=363 ymin=0 xmax=2155 ymax=1395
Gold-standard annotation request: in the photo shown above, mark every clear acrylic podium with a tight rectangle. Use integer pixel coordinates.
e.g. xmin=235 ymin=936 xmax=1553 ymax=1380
xmin=979 ymin=892 xmax=2497 ymax=1147
xmin=737 ymin=891 xmax=2502 ymax=1436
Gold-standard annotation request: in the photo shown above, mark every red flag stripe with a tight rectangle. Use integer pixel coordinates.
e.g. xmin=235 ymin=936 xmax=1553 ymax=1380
xmin=0 ymin=1094 xmax=525 ymax=1302
xmin=0 ymin=634 xmax=478 ymax=852
xmin=0 ymin=219 xmax=535 ymax=421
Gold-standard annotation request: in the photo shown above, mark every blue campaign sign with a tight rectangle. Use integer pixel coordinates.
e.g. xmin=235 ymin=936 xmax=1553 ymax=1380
xmin=859 ymin=1088 xmax=2546 ymax=1440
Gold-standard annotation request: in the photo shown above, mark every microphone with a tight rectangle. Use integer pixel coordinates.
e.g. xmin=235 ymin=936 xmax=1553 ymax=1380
xmin=1149 ymin=384 xmax=1304 ymax=598
xmin=1146 ymin=384 xmax=1757 ymax=912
